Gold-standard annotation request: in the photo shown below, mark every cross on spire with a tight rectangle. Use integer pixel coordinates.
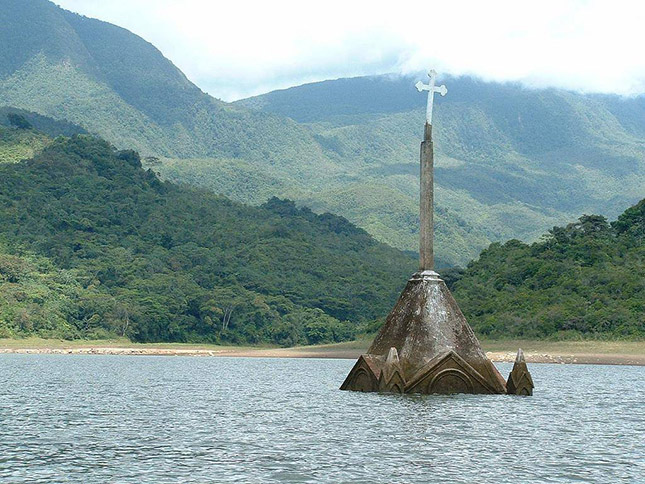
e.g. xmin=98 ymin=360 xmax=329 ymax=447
xmin=415 ymin=69 xmax=447 ymax=125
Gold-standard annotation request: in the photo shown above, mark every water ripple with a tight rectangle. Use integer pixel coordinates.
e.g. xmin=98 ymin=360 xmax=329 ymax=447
xmin=1 ymin=356 xmax=643 ymax=483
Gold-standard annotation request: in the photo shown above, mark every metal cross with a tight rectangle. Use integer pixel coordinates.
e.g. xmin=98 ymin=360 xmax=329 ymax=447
xmin=415 ymin=69 xmax=447 ymax=125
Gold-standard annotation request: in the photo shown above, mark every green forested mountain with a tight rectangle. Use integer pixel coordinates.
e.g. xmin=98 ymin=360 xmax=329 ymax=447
xmin=236 ymin=76 xmax=645 ymax=265
xmin=0 ymin=0 xmax=332 ymax=175
xmin=2 ymin=0 xmax=644 ymax=268
xmin=0 ymin=128 xmax=416 ymax=343
xmin=450 ymin=200 xmax=645 ymax=338
xmin=1 ymin=125 xmax=642 ymax=342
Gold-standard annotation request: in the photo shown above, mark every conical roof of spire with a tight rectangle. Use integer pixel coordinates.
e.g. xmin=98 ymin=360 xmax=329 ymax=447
xmin=366 ymin=271 xmax=507 ymax=393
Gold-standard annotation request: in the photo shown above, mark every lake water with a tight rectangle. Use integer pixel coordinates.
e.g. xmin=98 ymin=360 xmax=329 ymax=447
xmin=0 ymin=356 xmax=644 ymax=483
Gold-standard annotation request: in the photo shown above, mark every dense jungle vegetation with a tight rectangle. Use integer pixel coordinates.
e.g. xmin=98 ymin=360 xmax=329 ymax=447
xmin=451 ymin=202 xmax=645 ymax=338
xmin=0 ymin=123 xmax=642 ymax=342
xmin=0 ymin=128 xmax=416 ymax=344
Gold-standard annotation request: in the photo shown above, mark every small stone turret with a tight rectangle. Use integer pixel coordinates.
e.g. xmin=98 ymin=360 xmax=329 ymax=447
xmin=506 ymin=349 xmax=534 ymax=396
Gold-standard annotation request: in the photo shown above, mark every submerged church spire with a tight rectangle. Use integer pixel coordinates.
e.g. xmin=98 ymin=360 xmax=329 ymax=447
xmin=340 ymin=70 xmax=533 ymax=396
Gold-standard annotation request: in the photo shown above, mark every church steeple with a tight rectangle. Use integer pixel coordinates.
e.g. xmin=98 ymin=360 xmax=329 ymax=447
xmin=340 ymin=70 xmax=533 ymax=396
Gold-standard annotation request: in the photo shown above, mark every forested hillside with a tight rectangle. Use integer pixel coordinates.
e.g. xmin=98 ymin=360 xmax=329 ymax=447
xmin=0 ymin=108 xmax=86 ymax=163
xmin=1 ymin=123 xmax=642 ymax=342
xmin=0 ymin=130 xmax=416 ymax=344
xmin=2 ymin=0 xmax=644 ymax=267
xmin=236 ymin=75 xmax=645 ymax=264
xmin=0 ymin=106 xmax=86 ymax=137
xmin=0 ymin=123 xmax=49 ymax=164
xmin=0 ymin=0 xmax=331 ymax=174
xmin=451 ymin=200 xmax=645 ymax=339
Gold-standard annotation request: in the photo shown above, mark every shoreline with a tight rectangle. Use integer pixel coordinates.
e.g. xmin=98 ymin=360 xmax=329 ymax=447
xmin=1 ymin=339 xmax=644 ymax=366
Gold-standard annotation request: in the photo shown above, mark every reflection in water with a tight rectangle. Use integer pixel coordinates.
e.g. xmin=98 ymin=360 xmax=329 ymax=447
xmin=0 ymin=356 xmax=643 ymax=483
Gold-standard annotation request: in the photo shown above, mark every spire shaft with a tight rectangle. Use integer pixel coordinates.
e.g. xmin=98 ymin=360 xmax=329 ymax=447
xmin=419 ymin=122 xmax=434 ymax=271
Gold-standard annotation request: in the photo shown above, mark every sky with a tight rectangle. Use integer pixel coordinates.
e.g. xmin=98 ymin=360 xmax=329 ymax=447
xmin=55 ymin=0 xmax=645 ymax=102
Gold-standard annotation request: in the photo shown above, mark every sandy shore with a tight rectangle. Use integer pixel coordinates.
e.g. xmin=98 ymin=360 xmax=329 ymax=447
xmin=1 ymin=339 xmax=644 ymax=365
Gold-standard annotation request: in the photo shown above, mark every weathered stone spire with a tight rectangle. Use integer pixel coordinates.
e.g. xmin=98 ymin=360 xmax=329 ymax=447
xmin=340 ymin=69 xmax=533 ymax=396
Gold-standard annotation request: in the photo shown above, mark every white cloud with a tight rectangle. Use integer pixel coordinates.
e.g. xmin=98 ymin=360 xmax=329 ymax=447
xmin=55 ymin=0 xmax=645 ymax=101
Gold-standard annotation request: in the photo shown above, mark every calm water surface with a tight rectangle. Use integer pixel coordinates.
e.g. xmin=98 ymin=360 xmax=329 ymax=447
xmin=1 ymin=355 xmax=644 ymax=483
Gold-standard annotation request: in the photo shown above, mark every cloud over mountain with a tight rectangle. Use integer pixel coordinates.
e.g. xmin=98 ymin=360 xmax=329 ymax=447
xmin=55 ymin=0 xmax=645 ymax=100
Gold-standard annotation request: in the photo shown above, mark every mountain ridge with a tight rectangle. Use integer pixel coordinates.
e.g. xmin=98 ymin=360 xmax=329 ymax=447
xmin=2 ymin=0 xmax=643 ymax=266
xmin=234 ymin=74 xmax=645 ymax=261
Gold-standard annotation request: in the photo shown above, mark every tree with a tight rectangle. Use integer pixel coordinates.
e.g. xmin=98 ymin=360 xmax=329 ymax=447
xmin=7 ymin=113 xmax=32 ymax=130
